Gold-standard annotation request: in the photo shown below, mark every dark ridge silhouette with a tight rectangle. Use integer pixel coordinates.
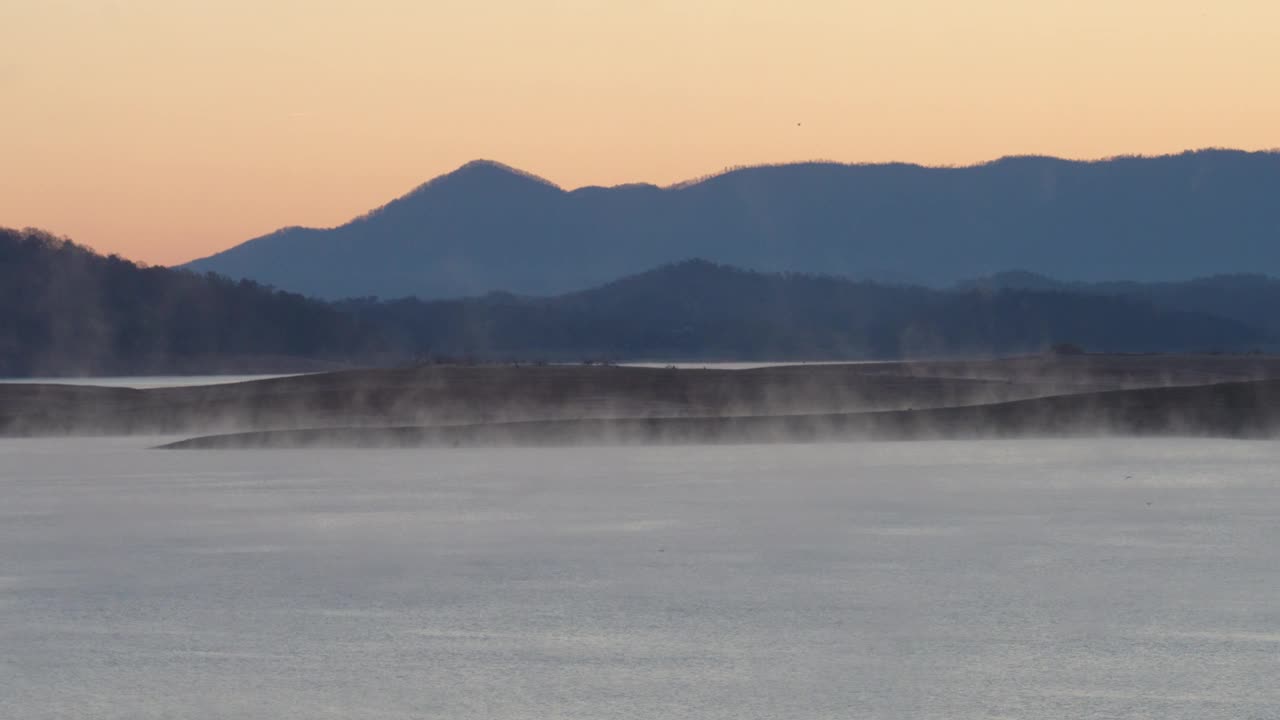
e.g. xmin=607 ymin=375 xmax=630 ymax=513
xmin=0 ymin=228 xmax=387 ymax=376
xmin=960 ymin=270 xmax=1280 ymax=334
xmin=185 ymin=149 xmax=1280 ymax=299
xmin=343 ymin=260 xmax=1270 ymax=360
xmin=3 ymin=228 xmax=1273 ymax=378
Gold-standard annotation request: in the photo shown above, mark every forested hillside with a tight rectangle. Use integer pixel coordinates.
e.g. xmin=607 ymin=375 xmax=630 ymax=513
xmin=0 ymin=228 xmax=384 ymax=375
xmin=3 ymin=229 xmax=1272 ymax=377
xmin=343 ymin=261 xmax=1270 ymax=361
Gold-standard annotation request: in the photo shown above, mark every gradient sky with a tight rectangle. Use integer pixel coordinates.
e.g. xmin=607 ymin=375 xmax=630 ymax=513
xmin=3 ymin=0 xmax=1278 ymax=265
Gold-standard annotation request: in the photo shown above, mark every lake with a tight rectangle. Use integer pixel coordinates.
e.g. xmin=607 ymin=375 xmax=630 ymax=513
xmin=0 ymin=375 xmax=299 ymax=389
xmin=2 ymin=437 xmax=1276 ymax=718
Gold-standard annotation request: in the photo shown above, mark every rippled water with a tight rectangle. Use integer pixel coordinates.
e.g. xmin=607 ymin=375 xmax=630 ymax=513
xmin=2 ymin=438 xmax=1277 ymax=719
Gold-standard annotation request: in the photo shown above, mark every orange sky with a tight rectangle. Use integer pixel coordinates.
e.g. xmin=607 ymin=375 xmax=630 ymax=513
xmin=3 ymin=0 xmax=1278 ymax=265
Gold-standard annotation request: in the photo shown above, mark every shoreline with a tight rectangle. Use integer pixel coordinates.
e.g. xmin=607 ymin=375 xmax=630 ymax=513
xmin=155 ymin=378 xmax=1280 ymax=449
xmin=7 ymin=354 xmax=1280 ymax=446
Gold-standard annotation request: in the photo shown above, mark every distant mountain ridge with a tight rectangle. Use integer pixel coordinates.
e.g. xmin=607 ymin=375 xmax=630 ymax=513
xmin=960 ymin=270 xmax=1280 ymax=333
xmin=5 ymin=227 xmax=1275 ymax=377
xmin=342 ymin=259 xmax=1271 ymax=361
xmin=185 ymin=149 xmax=1280 ymax=300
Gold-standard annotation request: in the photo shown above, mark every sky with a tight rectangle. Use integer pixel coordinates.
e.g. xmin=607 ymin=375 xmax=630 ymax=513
xmin=3 ymin=0 xmax=1278 ymax=266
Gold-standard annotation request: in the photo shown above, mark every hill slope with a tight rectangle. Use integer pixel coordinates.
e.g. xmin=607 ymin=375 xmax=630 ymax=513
xmin=4 ymin=228 xmax=1272 ymax=377
xmin=962 ymin=271 xmax=1280 ymax=334
xmin=186 ymin=150 xmax=1280 ymax=299
xmin=0 ymin=228 xmax=386 ymax=375
xmin=343 ymin=261 xmax=1271 ymax=360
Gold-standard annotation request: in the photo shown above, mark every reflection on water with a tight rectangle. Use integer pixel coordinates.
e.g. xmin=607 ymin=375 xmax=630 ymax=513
xmin=1 ymin=438 xmax=1277 ymax=719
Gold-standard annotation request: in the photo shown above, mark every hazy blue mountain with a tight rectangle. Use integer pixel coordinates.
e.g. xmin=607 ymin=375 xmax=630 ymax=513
xmin=185 ymin=150 xmax=1280 ymax=300
xmin=342 ymin=260 xmax=1270 ymax=360
xmin=7 ymin=227 xmax=1270 ymax=376
xmin=961 ymin=271 xmax=1280 ymax=333
xmin=959 ymin=270 xmax=1069 ymax=292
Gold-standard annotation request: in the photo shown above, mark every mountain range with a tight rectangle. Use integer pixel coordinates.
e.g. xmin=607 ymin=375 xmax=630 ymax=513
xmin=342 ymin=260 xmax=1269 ymax=360
xmin=185 ymin=149 xmax=1280 ymax=300
xmin=6 ymin=227 xmax=1275 ymax=376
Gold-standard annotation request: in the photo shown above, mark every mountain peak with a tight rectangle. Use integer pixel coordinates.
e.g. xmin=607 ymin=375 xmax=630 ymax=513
xmin=339 ymin=159 xmax=564 ymax=228
xmin=185 ymin=149 xmax=1280 ymax=300
xmin=437 ymin=159 xmax=561 ymax=190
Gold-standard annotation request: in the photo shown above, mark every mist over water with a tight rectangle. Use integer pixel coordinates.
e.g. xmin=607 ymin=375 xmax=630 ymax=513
xmin=2 ymin=437 xmax=1276 ymax=719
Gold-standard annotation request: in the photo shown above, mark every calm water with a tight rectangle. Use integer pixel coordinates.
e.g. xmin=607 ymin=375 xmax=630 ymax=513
xmin=621 ymin=360 xmax=881 ymax=369
xmin=0 ymin=375 xmax=297 ymax=389
xmin=2 ymin=438 xmax=1277 ymax=719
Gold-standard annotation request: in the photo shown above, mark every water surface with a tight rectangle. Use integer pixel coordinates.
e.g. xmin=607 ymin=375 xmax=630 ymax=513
xmin=0 ymin=374 xmax=298 ymax=389
xmin=2 ymin=438 xmax=1276 ymax=718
